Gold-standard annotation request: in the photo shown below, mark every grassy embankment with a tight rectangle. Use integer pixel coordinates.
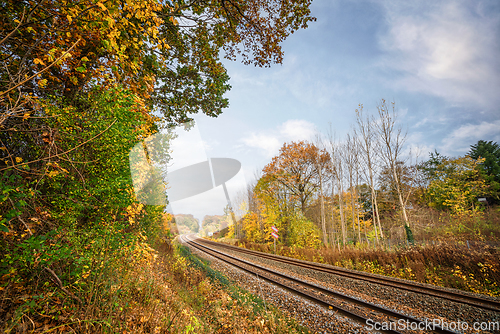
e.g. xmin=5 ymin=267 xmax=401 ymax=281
xmin=2 ymin=234 xmax=308 ymax=333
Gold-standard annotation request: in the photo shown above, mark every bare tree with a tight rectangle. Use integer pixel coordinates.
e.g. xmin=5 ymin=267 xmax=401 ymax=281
xmin=314 ymin=134 xmax=328 ymax=246
xmin=344 ymin=133 xmax=361 ymax=243
xmin=327 ymin=131 xmax=347 ymax=246
xmin=354 ymin=104 xmax=383 ymax=241
xmin=374 ymin=99 xmax=413 ymax=242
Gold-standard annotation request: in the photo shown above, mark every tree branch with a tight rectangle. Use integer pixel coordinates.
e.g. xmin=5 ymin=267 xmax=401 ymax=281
xmin=0 ymin=38 xmax=82 ymax=97
xmin=0 ymin=9 xmax=26 ymax=46
xmin=45 ymin=267 xmax=83 ymax=304
xmin=0 ymin=118 xmax=117 ymax=172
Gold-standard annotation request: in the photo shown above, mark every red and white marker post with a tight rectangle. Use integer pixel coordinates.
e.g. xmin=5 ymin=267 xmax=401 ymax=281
xmin=271 ymin=226 xmax=279 ymax=253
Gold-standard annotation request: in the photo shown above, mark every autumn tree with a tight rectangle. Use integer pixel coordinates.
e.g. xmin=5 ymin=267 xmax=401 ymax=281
xmin=422 ymin=156 xmax=490 ymax=215
xmin=249 ymin=141 xmax=330 ymax=247
xmin=0 ymin=0 xmax=316 ymax=329
xmin=263 ymin=141 xmax=331 ymax=214
xmin=258 ymin=141 xmax=331 ymax=245
xmin=254 ymin=172 xmax=292 ymax=244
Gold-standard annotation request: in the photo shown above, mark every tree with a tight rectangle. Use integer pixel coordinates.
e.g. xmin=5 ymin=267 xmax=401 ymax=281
xmin=314 ymin=135 xmax=328 ymax=245
xmin=254 ymin=141 xmax=331 ymax=247
xmin=254 ymin=172 xmax=293 ymax=244
xmin=201 ymin=215 xmax=224 ymax=236
xmin=374 ymin=99 xmax=414 ymax=243
xmin=174 ymin=214 xmax=200 ymax=233
xmin=1 ymin=0 xmax=316 ymax=171
xmin=469 ymin=141 xmax=500 ymax=203
xmin=469 ymin=141 xmax=500 ymax=181
xmin=241 ymin=211 xmax=264 ymax=243
xmin=355 ymin=104 xmax=383 ymax=240
xmin=343 ymin=133 xmax=362 ymax=243
xmin=424 ymin=156 xmax=489 ymax=215
xmin=419 ymin=151 xmax=449 ymax=182
xmin=262 ymin=141 xmax=331 ymax=215
xmin=327 ymin=135 xmax=347 ymax=246
xmin=0 ymin=1 xmax=317 ymax=326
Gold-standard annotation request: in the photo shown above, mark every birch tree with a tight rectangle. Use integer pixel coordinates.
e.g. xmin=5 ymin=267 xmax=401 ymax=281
xmin=374 ymin=99 xmax=414 ymax=243
xmin=344 ymin=133 xmax=361 ymax=243
xmin=314 ymin=135 xmax=329 ymax=246
xmin=355 ymin=104 xmax=383 ymax=241
xmin=327 ymin=133 xmax=347 ymax=245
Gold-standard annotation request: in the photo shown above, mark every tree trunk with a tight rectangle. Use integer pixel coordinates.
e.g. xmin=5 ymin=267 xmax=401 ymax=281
xmin=392 ymin=165 xmax=413 ymax=243
xmin=338 ymin=184 xmax=346 ymax=246
xmin=318 ymin=161 xmax=327 ymax=246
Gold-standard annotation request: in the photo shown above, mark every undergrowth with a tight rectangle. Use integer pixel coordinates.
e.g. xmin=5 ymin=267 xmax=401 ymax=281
xmin=1 ymin=232 xmax=309 ymax=333
xmin=232 ymin=240 xmax=500 ymax=297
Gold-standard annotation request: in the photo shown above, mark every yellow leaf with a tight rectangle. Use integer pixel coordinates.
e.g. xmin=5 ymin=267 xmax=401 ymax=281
xmin=67 ymin=15 xmax=72 ymax=23
xmin=38 ymin=79 xmax=47 ymax=88
xmin=97 ymin=2 xmax=107 ymax=11
xmin=23 ymin=113 xmax=30 ymax=120
xmin=106 ymin=17 xmax=115 ymax=27
xmin=15 ymin=157 xmax=22 ymax=163
xmin=33 ymin=58 xmax=45 ymax=65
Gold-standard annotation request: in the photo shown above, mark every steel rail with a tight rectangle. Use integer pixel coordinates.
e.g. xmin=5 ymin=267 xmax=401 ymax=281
xmin=182 ymin=235 xmax=455 ymax=334
xmin=197 ymin=237 xmax=500 ymax=313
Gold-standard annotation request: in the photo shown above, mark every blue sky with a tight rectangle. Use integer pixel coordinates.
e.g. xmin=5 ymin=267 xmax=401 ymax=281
xmin=163 ymin=0 xmax=500 ymax=223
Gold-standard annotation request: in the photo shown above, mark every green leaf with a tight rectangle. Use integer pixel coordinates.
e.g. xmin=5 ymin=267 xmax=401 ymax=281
xmin=76 ymin=66 xmax=86 ymax=73
xmin=0 ymin=223 xmax=9 ymax=232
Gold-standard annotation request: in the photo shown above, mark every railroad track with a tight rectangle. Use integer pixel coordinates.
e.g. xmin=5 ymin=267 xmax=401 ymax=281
xmin=196 ymin=236 xmax=500 ymax=313
xmin=181 ymin=234 xmax=456 ymax=334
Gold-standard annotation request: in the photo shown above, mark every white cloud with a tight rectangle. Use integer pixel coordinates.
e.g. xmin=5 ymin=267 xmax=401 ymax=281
xmin=279 ymin=119 xmax=317 ymax=141
xmin=377 ymin=0 xmax=500 ymax=109
xmin=440 ymin=120 xmax=500 ymax=155
xmin=241 ymin=119 xmax=317 ymax=158
xmin=242 ymin=133 xmax=282 ymax=158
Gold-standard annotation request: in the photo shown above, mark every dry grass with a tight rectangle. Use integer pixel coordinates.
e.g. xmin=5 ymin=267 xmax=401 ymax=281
xmin=236 ymin=240 xmax=500 ymax=297
xmin=227 ymin=206 xmax=500 ymax=297
xmin=385 ymin=205 xmax=500 ymax=241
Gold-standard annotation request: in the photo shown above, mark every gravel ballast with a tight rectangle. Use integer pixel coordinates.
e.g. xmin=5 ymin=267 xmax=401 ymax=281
xmin=183 ymin=238 xmax=500 ymax=334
